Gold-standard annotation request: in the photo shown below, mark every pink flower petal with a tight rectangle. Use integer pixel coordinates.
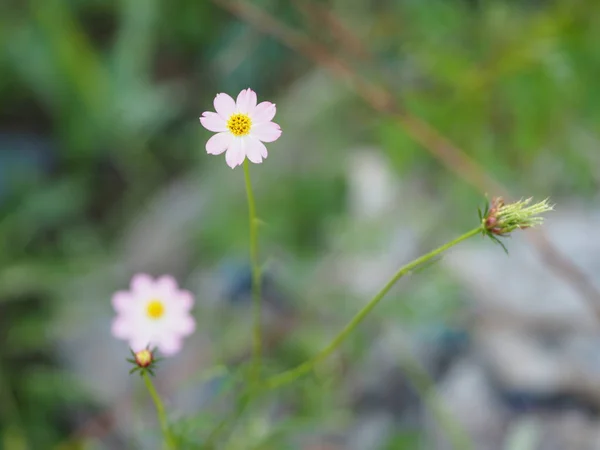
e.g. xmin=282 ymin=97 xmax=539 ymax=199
xmin=177 ymin=291 xmax=194 ymax=311
xmin=177 ymin=315 xmax=196 ymax=336
xmin=245 ymin=136 xmax=268 ymax=163
xmin=214 ymin=93 xmax=235 ymax=118
xmin=251 ymin=102 xmax=276 ymax=124
xmin=166 ymin=313 xmax=195 ymax=336
xmin=130 ymin=335 xmax=152 ymax=352
xmin=156 ymin=275 xmax=178 ymax=297
xmin=252 ymin=122 xmax=282 ymax=143
xmin=225 ymin=137 xmax=246 ymax=169
xmin=111 ymin=317 xmax=131 ymax=339
xmin=156 ymin=277 xmax=195 ymax=313
xmin=112 ymin=291 xmax=134 ymax=313
xmin=158 ymin=336 xmax=183 ymax=356
xmin=206 ymin=132 xmax=232 ymax=155
xmin=236 ymin=88 xmax=257 ymax=114
xmin=131 ymin=273 xmax=154 ymax=295
xmin=258 ymin=140 xmax=268 ymax=158
xmin=200 ymin=112 xmax=227 ymax=132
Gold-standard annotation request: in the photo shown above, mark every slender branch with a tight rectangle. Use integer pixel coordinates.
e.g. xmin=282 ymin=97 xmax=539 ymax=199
xmin=265 ymin=227 xmax=483 ymax=390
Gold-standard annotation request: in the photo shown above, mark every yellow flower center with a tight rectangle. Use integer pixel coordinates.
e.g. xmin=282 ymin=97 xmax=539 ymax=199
xmin=146 ymin=300 xmax=165 ymax=319
xmin=227 ymin=113 xmax=252 ymax=136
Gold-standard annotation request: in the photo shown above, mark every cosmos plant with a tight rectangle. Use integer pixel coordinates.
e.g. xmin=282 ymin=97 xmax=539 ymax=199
xmin=109 ymin=88 xmax=553 ymax=449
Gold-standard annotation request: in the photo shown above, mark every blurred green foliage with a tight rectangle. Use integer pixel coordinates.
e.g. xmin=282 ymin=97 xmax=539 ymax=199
xmin=0 ymin=0 xmax=598 ymax=448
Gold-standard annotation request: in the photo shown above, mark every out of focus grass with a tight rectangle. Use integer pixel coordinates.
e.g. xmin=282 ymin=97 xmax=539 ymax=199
xmin=0 ymin=0 xmax=598 ymax=447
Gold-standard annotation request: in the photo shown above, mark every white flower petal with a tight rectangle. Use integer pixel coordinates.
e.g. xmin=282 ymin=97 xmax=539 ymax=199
xmin=259 ymin=141 xmax=268 ymax=158
xmin=130 ymin=334 xmax=152 ymax=352
xmin=111 ymin=317 xmax=131 ymax=339
xmin=177 ymin=291 xmax=194 ymax=312
xmin=156 ymin=275 xmax=177 ymax=291
xmin=156 ymin=275 xmax=178 ymax=299
xmin=214 ymin=93 xmax=236 ymax=118
xmin=206 ymin=132 xmax=232 ymax=155
xmin=225 ymin=137 xmax=246 ymax=169
xmin=178 ymin=315 xmax=196 ymax=335
xmin=112 ymin=291 xmax=134 ymax=313
xmin=200 ymin=112 xmax=227 ymax=132
xmin=164 ymin=312 xmax=195 ymax=336
xmin=251 ymin=101 xmax=276 ymax=124
xmin=158 ymin=336 xmax=183 ymax=356
xmin=246 ymin=136 xmax=268 ymax=163
xmin=252 ymin=122 xmax=282 ymax=143
xmin=236 ymin=88 xmax=257 ymax=114
xmin=131 ymin=273 xmax=154 ymax=295
xmin=161 ymin=297 xmax=189 ymax=319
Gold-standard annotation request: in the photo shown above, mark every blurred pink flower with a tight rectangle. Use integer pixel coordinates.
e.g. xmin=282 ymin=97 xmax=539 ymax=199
xmin=199 ymin=88 xmax=282 ymax=168
xmin=111 ymin=274 xmax=195 ymax=356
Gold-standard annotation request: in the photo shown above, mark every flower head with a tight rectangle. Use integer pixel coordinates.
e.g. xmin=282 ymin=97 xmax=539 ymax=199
xmin=199 ymin=88 xmax=282 ymax=169
xmin=479 ymin=196 xmax=554 ymax=252
xmin=111 ymin=274 xmax=196 ymax=356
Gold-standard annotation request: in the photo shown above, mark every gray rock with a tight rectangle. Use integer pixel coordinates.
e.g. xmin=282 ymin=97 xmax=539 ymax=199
xmin=423 ymin=358 xmax=509 ymax=450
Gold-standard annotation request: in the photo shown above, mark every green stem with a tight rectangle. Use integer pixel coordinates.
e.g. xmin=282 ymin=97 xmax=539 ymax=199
xmin=143 ymin=372 xmax=175 ymax=450
xmin=243 ymin=160 xmax=263 ymax=385
xmin=265 ymin=226 xmax=482 ymax=390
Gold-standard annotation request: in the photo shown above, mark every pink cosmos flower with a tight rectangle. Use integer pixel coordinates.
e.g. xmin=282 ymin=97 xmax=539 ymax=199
xmin=199 ymin=88 xmax=282 ymax=169
xmin=111 ymin=274 xmax=195 ymax=356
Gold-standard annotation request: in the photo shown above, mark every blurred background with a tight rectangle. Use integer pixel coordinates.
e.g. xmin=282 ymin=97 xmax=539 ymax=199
xmin=1 ymin=0 xmax=599 ymax=449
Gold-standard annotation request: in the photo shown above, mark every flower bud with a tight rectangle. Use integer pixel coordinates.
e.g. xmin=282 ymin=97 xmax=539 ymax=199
xmin=134 ymin=349 xmax=153 ymax=368
xmin=127 ymin=347 xmax=160 ymax=376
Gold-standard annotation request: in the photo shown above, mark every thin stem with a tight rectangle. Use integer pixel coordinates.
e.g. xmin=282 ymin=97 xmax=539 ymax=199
xmin=265 ymin=226 xmax=483 ymax=390
xmin=142 ymin=372 xmax=175 ymax=450
xmin=243 ymin=160 xmax=263 ymax=385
